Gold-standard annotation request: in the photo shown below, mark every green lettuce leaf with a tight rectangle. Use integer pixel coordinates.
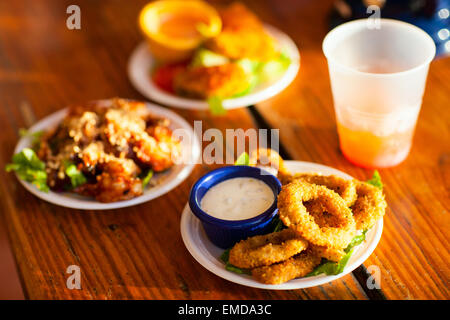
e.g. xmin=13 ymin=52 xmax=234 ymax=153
xmin=226 ymin=59 xmax=261 ymax=99
xmin=258 ymin=52 xmax=291 ymax=83
xmin=235 ymin=58 xmax=262 ymax=75
xmin=64 ymin=161 xmax=87 ymax=188
xmin=306 ymin=230 xmax=368 ymax=277
xmin=5 ymin=148 xmax=49 ymax=192
xmin=191 ymin=48 xmax=229 ymax=68
xmin=220 ymin=248 xmax=251 ymax=275
xmin=207 ymin=95 xmax=226 ymax=115
xmin=272 ymin=215 xmax=286 ymax=232
xmin=231 ymin=74 xmax=259 ymax=98
xmin=345 ymin=231 xmax=368 ymax=253
xmin=306 ymin=255 xmax=349 ymax=277
xmin=141 ymin=169 xmax=154 ymax=188
xmin=366 ymin=170 xmax=383 ymax=189
xmin=19 ymin=128 xmax=44 ymax=149
xmin=234 ymin=152 xmax=249 ymax=166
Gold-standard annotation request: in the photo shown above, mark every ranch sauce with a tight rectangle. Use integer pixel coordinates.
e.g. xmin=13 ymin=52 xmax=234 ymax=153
xmin=200 ymin=177 xmax=274 ymax=220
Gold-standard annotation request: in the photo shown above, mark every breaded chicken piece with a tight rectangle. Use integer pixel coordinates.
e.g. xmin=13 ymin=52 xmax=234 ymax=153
xmin=205 ymin=3 xmax=278 ymax=61
xmin=174 ymin=63 xmax=249 ymax=98
xmin=75 ymin=155 xmax=143 ymax=203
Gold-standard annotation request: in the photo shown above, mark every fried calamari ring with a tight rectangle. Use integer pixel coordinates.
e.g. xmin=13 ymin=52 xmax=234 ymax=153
xmin=351 ymin=181 xmax=387 ymax=231
xmin=249 ymin=148 xmax=289 ymax=178
xmin=278 ymin=181 xmax=356 ymax=248
xmin=251 ymin=250 xmax=321 ymax=284
xmin=304 ymin=201 xmax=342 ymax=228
xmin=310 ymin=244 xmax=346 ymax=262
xmin=229 ymin=229 xmax=308 ymax=269
xmin=282 ymin=173 xmax=357 ymax=207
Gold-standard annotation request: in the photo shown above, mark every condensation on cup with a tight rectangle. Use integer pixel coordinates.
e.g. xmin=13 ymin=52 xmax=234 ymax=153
xmin=323 ymin=19 xmax=436 ymax=168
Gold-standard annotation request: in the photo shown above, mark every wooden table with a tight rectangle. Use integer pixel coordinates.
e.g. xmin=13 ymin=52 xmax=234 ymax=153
xmin=0 ymin=0 xmax=448 ymax=300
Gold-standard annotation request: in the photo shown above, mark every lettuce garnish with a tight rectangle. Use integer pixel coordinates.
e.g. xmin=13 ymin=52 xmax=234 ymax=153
xmin=191 ymin=48 xmax=229 ymax=68
xmin=63 ymin=161 xmax=87 ymax=188
xmin=220 ymin=249 xmax=251 ymax=275
xmin=5 ymin=148 xmax=49 ymax=192
xmin=366 ymin=170 xmax=383 ymax=189
xmin=258 ymin=52 xmax=291 ymax=83
xmin=306 ymin=230 xmax=367 ymax=277
xmin=18 ymin=129 xmax=43 ymax=150
xmin=207 ymin=95 xmax=227 ymax=115
xmin=234 ymin=152 xmax=250 ymax=166
xmin=141 ymin=169 xmax=154 ymax=188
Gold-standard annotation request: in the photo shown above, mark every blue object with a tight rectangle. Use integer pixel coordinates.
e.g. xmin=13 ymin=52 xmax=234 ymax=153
xmin=330 ymin=0 xmax=450 ymax=57
xmin=189 ymin=166 xmax=282 ymax=249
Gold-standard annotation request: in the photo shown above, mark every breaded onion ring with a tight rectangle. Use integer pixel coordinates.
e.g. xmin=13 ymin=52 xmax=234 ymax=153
xmin=229 ymin=228 xmax=308 ymax=269
xmin=278 ymin=181 xmax=356 ymax=248
xmin=252 ymin=250 xmax=321 ymax=284
xmin=351 ymin=181 xmax=387 ymax=230
xmin=282 ymin=173 xmax=357 ymax=207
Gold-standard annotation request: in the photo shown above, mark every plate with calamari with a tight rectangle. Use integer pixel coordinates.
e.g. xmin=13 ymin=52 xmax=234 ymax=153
xmin=7 ymin=98 xmax=200 ymax=210
xmin=128 ymin=3 xmax=300 ymax=113
xmin=181 ymin=152 xmax=385 ymax=289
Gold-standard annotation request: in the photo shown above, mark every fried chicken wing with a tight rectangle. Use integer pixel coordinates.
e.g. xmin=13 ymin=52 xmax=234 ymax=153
xmin=75 ymin=156 xmax=143 ymax=203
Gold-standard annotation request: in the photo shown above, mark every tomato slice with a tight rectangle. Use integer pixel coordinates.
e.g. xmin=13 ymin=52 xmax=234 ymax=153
xmin=152 ymin=62 xmax=187 ymax=93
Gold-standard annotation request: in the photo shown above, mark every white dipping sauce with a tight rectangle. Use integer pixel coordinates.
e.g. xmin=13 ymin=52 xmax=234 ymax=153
xmin=200 ymin=177 xmax=274 ymax=220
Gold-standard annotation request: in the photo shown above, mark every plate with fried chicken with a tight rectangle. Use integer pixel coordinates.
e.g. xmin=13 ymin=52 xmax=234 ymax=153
xmin=7 ymin=98 xmax=200 ymax=210
xmin=128 ymin=2 xmax=300 ymax=113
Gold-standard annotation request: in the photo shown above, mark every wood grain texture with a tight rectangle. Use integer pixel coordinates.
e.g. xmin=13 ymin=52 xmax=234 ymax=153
xmin=0 ymin=0 xmax=447 ymax=300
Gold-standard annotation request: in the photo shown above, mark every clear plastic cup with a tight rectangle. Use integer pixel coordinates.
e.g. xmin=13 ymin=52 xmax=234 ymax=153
xmin=322 ymin=19 xmax=436 ymax=168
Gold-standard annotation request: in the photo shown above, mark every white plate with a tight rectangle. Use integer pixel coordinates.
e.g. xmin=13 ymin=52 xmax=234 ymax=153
xmin=128 ymin=25 xmax=300 ymax=110
xmin=180 ymin=161 xmax=383 ymax=289
xmin=13 ymin=100 xmax=201 ymax=210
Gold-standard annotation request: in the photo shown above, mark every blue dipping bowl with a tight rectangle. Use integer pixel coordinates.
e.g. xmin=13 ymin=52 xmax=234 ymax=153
xmin=189 ymin=166 xmax=282 ymax=249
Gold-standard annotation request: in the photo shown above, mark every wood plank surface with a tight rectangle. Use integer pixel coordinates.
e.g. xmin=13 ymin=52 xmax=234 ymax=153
xmin=0 ymin=0 xmax=447 ymax=300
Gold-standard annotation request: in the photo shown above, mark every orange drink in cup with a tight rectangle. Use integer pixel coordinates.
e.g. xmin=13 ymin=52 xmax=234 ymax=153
xmin=323 ymin=19 xmax=435 ymax=168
